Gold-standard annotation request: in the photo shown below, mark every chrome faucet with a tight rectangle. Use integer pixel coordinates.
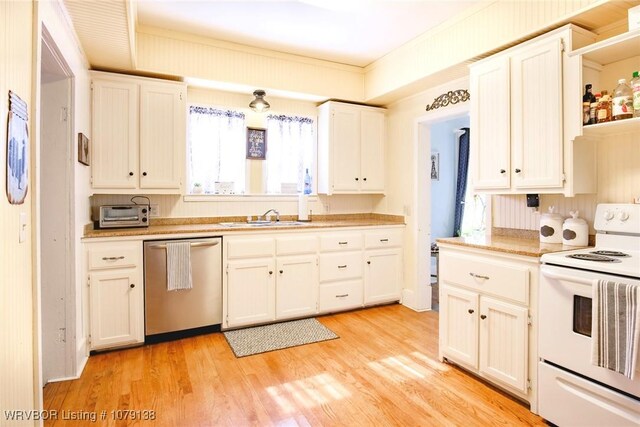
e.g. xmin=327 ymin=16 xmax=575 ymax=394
xmin=259 ymin=209 xmax=280 ymax=222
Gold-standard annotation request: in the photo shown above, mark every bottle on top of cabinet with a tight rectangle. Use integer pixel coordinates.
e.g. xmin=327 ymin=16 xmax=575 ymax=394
xmin=596 ymin=90 xmax=611 ymax=124
xmin=583 ymin=84 xmax=595 ymax=125
xmin=631 ymin=71 xmax=640 ymax=118
xmin=540 ymin=206 xmax=563 ymax=244
xmin=612 ymin=79 xmax=633 ymax=121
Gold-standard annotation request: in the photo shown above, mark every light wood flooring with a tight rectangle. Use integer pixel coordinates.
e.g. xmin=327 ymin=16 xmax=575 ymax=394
xmin=43 ymin=304 xmax=545 ymax=426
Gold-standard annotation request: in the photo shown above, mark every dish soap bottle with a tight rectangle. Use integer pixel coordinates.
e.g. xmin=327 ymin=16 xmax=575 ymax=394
xmin=631 ymin=71 xmax=640 ymax=118
xmin=303 ymin=169 xmax=312 ymax=195
xmin=612 ymin=78 xmax=633 ymax=121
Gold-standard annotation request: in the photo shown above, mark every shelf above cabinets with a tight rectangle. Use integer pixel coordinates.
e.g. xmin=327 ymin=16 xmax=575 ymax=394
xmin=572 ymin=29 xmax=640 ymax=65
xmin=582 ymin=117 xmax=640 ymax=137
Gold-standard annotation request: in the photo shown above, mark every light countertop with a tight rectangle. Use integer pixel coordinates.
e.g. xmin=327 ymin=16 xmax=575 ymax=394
xmin=436 ymin=234 xmax=590 ymax=258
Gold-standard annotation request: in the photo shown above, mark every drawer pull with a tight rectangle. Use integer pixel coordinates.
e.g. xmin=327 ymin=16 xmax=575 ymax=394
xmin=102 ymin=256 xmax=125 ymax=261
xmin=338 ymin=241 xmax=348 ymax=245
xmin=336 ymin=294 xmax=349 ymax=298
xmin=380 ymin=239 xmax=389 ymax=242
xmin=337 ymin=265 xmax=347 ymax=269
xmin=469 ymin=272 xmax=490 ymax=280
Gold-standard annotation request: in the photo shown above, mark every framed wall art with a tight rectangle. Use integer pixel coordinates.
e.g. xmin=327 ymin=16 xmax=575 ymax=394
xmin=7 ymin=91 xmax=29 ymax=205
xmin=246 ymin=127 xmax=267 ymax=160
xmin=78 ymin=133 xmax=90 ymax=166
xmin=431 ymin=152 xmax=439 ymax=181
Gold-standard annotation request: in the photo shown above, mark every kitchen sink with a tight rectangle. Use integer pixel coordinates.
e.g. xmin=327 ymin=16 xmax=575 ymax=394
xmin=218 ymin=221 xmax=311 ymax=228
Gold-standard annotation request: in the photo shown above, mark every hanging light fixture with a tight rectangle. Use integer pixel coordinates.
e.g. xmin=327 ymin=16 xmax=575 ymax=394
xmin=249 ymin=89 xmax=270 ymax=112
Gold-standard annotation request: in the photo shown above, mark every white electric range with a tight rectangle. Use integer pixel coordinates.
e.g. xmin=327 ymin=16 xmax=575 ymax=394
xmin=538 ymin=203 xmax=640 ymax=426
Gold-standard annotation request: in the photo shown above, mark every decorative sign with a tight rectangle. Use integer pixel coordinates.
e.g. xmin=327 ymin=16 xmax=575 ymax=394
xmin=246 ymin=127 xmax=267 ymax=160
xmin=6 ymin=91 xmax=29 ymax=204
xmin=431 ymin=152 xmax=439 ymax=181
xmin=78 ymin=133 xmax=90 ymax=166
xmin=425 ymin=89 xmax=470 ymax=112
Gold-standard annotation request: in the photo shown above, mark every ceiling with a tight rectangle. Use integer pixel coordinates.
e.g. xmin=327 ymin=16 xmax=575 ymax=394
xmin=135 ymin=0 xmax=480 ymax=67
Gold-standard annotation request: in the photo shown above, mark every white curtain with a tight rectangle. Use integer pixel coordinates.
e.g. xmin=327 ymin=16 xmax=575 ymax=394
xmin=265 ymin=115 xmax=314 ymax=194
xmin=188 ymin=106 xmax=246 ymax=194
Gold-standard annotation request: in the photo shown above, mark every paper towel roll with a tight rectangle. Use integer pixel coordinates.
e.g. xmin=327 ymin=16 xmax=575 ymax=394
xmin=298 ymin=194 xmax=309 ymax=221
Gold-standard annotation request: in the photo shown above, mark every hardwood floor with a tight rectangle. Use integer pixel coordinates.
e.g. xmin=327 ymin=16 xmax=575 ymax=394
xmin=43 ymin=305 xmax=545 ymax=426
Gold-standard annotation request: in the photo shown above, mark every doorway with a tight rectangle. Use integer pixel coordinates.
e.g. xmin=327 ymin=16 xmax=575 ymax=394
xmin=39 ymin=29 xmax=76 ymax=384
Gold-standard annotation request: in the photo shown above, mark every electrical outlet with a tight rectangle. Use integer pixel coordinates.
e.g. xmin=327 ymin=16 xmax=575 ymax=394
xmin=149 ymin=204 xmax=160 ymax=217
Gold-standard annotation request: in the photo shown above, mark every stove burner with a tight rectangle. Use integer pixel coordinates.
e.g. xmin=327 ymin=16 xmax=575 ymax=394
xmin=566 ymin=253 xmax=622 ymax=263
xmin=591 ymin=250 xmax=630 ymax=257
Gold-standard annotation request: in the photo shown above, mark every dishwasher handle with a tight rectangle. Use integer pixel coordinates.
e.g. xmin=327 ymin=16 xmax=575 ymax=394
xmin=147 ymin=240 xmax=220 ymax=250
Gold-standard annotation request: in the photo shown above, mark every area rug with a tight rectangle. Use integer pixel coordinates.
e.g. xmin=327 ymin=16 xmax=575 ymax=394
xmin=223 ymin=318 xmax=338 ymax=357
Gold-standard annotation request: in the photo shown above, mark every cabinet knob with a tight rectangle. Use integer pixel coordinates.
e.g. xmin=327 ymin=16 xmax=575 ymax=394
xmin=269 ymin=271 xmax=273 ymax=275
xmin=367 ymin=261 xmax=371 ymax=265
xmin=129 ymin=172 xmax=134 ymax=176
xmin=500 ymin=169 xmax=506 ymax=174
xmin=515 ymin=168 xmax=522 ymax=173
xmin=480 ymin=314 xmax=487 ymax=320
xmin=355 ymin=177 xmax=359 ymax=181
xmin=279 ymin=270 xmax=283 ymax=274
xmin=142 ymin=172 xmax=147 ymax=177
xmin=363 ymin=177 xmax=367 ymax=181
xmin=130 ymin=284 xmax=135 ymax=289
xmin=468 ymin=309 xmax=474 ymax=314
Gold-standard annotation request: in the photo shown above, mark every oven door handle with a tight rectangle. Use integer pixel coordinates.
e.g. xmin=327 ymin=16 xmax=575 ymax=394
xmin=541 ymin=268 xmax=593 ymax=286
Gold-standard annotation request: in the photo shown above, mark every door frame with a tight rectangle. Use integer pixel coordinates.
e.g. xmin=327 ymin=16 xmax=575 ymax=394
xmin=35 ymin=25 xmax=77 ymax=387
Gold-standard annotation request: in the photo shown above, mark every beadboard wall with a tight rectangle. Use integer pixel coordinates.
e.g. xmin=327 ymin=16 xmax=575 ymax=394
xmin=365 ymin=0 xmax=635 ymax=103
xmin=136 ymin=26 xmax=365 ymax=103
xmin=493 ymin=132 xmax=640 ymax=233
xmin=0 ymin=0 xmax=35 ymax=416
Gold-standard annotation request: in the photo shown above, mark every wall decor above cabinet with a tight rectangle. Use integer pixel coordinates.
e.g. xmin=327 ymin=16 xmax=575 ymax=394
xmin=317 ymin=101 xmax=386 ymax=195
xmin=469 ymin=25 xmax=597 ymax=197
xmin=90 ymin=71 xmax=186 ymax=194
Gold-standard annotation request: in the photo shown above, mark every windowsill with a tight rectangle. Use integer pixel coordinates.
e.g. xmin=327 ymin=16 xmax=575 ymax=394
xmin=183 ymin=194 xmax=319 ymax=202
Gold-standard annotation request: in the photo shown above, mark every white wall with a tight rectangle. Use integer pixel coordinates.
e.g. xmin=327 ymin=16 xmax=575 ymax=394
xmin=37 ymin=0 xmax=92 ymax=380
xmin=0 ymin=0 xmax=36 ymax=417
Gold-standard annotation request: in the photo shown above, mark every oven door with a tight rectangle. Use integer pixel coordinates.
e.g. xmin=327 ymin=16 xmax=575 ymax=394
xmin=539 ymin=264 xmax=640 ymax=397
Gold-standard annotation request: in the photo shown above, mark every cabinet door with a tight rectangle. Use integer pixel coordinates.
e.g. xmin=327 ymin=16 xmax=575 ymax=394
xmin=139 ymin=83 xmax=185 ymax=190
xmin=364 ymin=248 xmax=401 ymax=305
xmin=470 ymin=57 xmax=510 ymax=190
xmin=91 ymin=79 xmax=139 ymax=189
xmin=331 ymin=106 xmax=361 ymax=192
xmin=510 ymin=38 xmax=563 ymax=190
xmin=360 ymin=110 xmax=385 ymax=192
xmin=440 ymin=285 xmax=479 ymax=369
xmin=276 ymin=255 xmax=318 ymax=320
xmin=227 ymin=258 xmax=276 ymax=327
xmin=479 ymin=296 xmax=528 ymax=393
xmin=89 ymin=269 xmax=143 ymax=349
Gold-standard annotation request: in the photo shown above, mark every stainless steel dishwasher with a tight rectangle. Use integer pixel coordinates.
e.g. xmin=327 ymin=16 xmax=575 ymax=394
xmin=143 ymin=237 xmax=222 ymax=342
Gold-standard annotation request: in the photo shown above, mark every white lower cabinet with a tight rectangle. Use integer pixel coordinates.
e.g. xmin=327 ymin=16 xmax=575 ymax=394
xmin=438 ymin=243 xmax=538 ymax=410
xmin=364 ymin=248 xmax=402 ymax=305
xmin=226 ymin=258 xmax=276 ymax=328
xmin=276 ymin=255 xmax=318 ymax=320
xmin=86 ymin=240 xmax=144 ymax=350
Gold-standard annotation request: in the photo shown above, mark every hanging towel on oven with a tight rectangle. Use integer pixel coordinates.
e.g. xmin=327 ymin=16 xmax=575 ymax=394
xmin=592 ymin=279 xmax=640 ymax=379
xmin=166 ymin=241 xmax=192 ymax=291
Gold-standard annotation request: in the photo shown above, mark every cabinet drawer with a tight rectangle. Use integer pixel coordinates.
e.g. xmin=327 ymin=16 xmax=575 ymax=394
xmin=226 ymin=238 xmax=275 ymax=259
xmin=440 ymin=252 xmax=529 ymax=304
xmin=364 ymin=229 xmax=403 ymax=249
xmin=318 ymin=280 xmax=363 ymax=312
xmin=276 ymin=235 xmax=318 ymax=256
xmin=88 ymin=242 xmax=141 ymax=270
xmin=319 ymin=252 xmax=363 ymax=282
xmin=319 ymin=233 xmax=363 ymax=252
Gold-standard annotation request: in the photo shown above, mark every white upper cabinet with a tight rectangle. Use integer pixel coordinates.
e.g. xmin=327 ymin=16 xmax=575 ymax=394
xmin=91 ymin=71 xmax=186 ymax=194
xmin=470 ymin=25 xmax=597 ymax=196
xmin=318 ymin=101 xmax=385 ymax=195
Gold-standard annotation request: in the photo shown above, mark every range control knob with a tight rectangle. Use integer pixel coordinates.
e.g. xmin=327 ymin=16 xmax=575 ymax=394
xmin=617 ymin=211 xmax=630 ymax=222
xmin=142 ymin=217 xmax=148 ymax=223
xmin=603 ymin=210 xmax=615 ymax=221
xmin=142 ymin=208 xmax=148 ymax=214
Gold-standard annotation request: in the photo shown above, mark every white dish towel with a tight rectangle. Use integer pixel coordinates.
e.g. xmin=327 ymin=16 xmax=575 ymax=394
xmin=166 ymin=241 xmax=192 ymax=291
xmin=592 ymin=279 xmax=640 ymax=379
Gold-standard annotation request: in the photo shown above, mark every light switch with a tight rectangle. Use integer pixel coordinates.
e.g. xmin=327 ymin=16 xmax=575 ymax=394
xmin=19 ymin=212 xmax=27 ymax=243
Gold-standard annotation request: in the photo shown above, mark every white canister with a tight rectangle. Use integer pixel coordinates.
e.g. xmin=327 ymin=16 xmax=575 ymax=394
xmin=562 ymin=211 xmax=589 ymax=246
xmin=540 ymin=206 xmax=563 ymax=244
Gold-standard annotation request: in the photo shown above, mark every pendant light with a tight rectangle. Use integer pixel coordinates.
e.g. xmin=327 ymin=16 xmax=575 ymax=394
xmin=249 ymin=89 xmax=270 ymax=112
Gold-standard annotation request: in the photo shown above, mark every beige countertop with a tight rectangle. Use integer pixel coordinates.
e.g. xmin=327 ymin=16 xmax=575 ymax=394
xmin=83 ymin=214 xmax=405 ymax=239
xmin=436 ymin=234 xmax=590 ymax=258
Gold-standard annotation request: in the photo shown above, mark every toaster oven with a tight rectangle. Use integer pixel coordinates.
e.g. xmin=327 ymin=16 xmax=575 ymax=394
xmin=93 ymin=205 xmax=149 ymax=229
